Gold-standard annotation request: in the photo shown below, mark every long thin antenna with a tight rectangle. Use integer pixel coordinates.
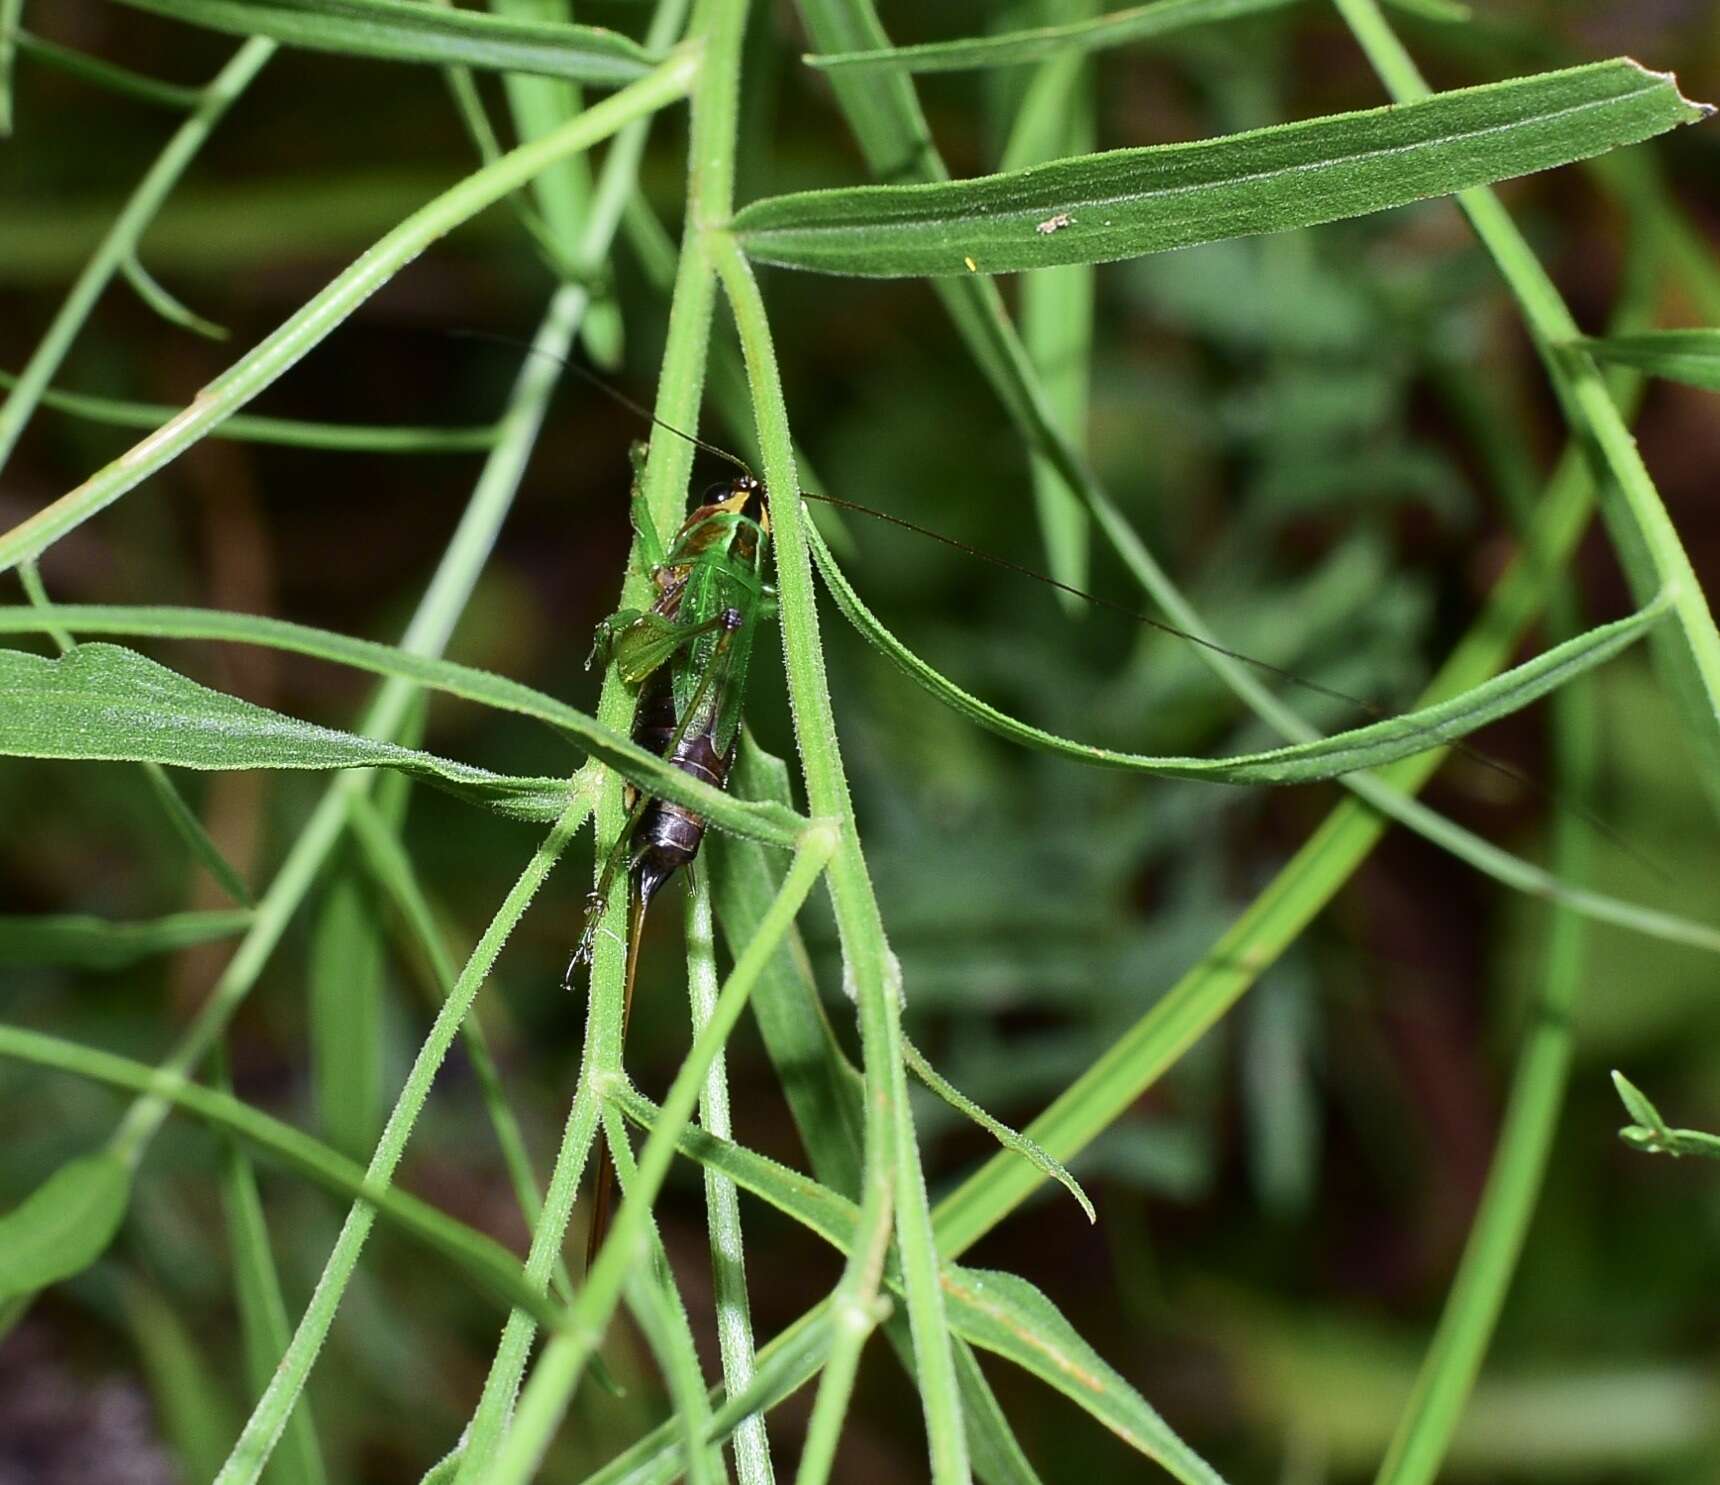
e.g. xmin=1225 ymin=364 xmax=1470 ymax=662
xmin=446 ymin=328 xmax=756 ymax=480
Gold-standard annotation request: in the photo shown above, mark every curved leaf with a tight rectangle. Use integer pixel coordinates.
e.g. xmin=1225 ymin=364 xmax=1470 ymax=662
xmin=1612 ymin=1071 xmax=1720 ymax=1160
xmin=0 ymin=642 xmax=570 ymax=820
xmin=0 ymin=1025 xmax=566 ymax=1326
xmin=808 ymin=518 xmax=1667 ymax=785
xmin=0 ymin=370 xmax=499 ymax=452
xmin=1574 ymin=328 xmax=1720 ymax=392
xmin=904 ymin=1038 xmax=1093 ymax=1223
xmin=613 ymin=1085 xmax=1227 ymax=1485
xmin=804 ymin=0 xmax=1295 ymax=75
xmin=942 ymin=1265 xmax=1225 ymax=1485
xmin=114 ymin=0 xmax=658 ymax=86
xmin=0 ymin=629 xmax=806 ymax=845
xmin=0 ymin=909 xmax=254 ymax=969
xmin=731 ymin=60 xmax=1706 ymax=277
xmin=0 ymin=1152 xmax=133 ymax=1297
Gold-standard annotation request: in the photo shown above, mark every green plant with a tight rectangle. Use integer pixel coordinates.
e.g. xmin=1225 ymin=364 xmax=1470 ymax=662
xmin=2 ymin=2 xmax=1717 ymax=1483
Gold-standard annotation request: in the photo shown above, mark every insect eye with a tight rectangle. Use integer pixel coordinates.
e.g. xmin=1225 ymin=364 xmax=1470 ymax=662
xmin=702 ymin=481 xmax=732 ymax=503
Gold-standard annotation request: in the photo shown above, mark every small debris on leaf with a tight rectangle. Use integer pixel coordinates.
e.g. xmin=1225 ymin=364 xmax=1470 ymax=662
xmin=1035 ymin=212 xmax=1074 ymax=235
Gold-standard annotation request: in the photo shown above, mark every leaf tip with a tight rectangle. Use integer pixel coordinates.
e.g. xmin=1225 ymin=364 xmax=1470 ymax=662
xmin=1626 ymin=60 xmax=1715 ymax=120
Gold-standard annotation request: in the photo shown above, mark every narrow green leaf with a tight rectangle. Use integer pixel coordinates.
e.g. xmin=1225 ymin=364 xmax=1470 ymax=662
xmin=732 ymin=61 xmax=1707 ymax=276
xmin=0 ymin=1024 xmax=566 ymax=1326
xmin=124 ymin=1279 xmax=241 ymax=1484
xmin=0 ymin=642 xmax=572 ymax=820
xmin=18 ymin=562 xmax=256 ymax=906
xmin=0 ymin=908 xmax=253 ymax=968
xmin=710 ymin=736 xmax=867 ymax=1200
xmin=122 ymin=250 xmax=230 ymax=339
xmin=0 ymin=612 xmax=808 ymax=846
xmin=941 ymin=1266 xmax=1225 ymax=1485
xmin=113 ymin=0 xmax=659 ymax=86
xmin=310 ymin=861 xmax=386 ymax=1163
xmin=1574 ymin=329 xmax=1720 ymax=392
xmin=215 ymin=1058 xmax=330 ymax=1485
xmin=1608 ymin=1072 xmax=1720 ymax=1158
xmin=10 ymin=28 xmax=206 ymax=110
xmin=0 ymin=1152 xmax=133 ymax=1296
xmin=1610 ymin=1069 xmax=1668 ymax=1136
xmin=953 ymin=1339 xmax=1047 ymax=1485
xmin=1381 ymin=0 xmax=1471 ymax=21
xmin=904 ymin=1038 xmax=1093 ymax=1223
xmin=0 ymin=370 xmax=499 ymax=451
xmin=0 ymin=0 xmax=20 ymax=133
xmin=804 ymin=0 xmax=1294 ymax=74
xmin=1001 ymin=13 xmax=1095 ymax=606
xmin=610 ymin=1082 xmax=860 ymax=1251
xmin=809 ymin=518 xmax=1670 ymax=787
xmin=1334 ymin=0 xmax=1720 ymax=820
xmin=613 ymin=1086 xmax=1225 ymax=1485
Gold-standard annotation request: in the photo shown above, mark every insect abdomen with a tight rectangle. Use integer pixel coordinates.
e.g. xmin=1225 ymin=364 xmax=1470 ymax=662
xmin=631 ymin=671 xmax=732 ymax=908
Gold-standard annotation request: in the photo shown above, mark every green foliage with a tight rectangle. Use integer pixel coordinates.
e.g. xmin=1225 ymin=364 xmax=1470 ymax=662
xmin=2 ymin=1 xmax=1716 ymax=1483
xmin=115 ymin=0 xmax=659 ymax=85
xmin=731 ymin=62 xmax=1705 ymax=276
xmin=1613 ymin=1071 xmax=1720 ymax=1159
xmin=803 ymin=0 xmax=1296 ymax=74
xmin=0 ymin=641 xmax=574 ymax=819
xmin=0 ymin=1152 xmax=132 ymax=1297
xmin=1577 ymin=328 xmax=1720 ymax=392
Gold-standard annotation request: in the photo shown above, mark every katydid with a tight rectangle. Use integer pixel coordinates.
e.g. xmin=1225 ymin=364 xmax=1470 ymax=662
xmin=571 ymin=442 xmax=773 ymax=1267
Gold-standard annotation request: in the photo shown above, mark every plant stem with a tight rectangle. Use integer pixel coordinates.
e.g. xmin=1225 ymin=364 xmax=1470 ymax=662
xmin=484 ymin=827 xmax=837 ymax=1485
xmin=1368 ymin=222 xmax=1662 ymax=1485
xmin=687 ymin=870 xmax=775 ymax=1484
xmin=447 ymin=0 xmax=708 ymax=1473
xmin=712 ymin=233 xmax=969 ymax=1485
xmin=212 ymin=799 xmax=590 ymax=1485
xmin=0 ymin=37 xmax=274 ymax=477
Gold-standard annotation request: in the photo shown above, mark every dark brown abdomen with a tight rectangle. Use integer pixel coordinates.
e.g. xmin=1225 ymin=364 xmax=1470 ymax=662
xmin=631 ymin=672 xmax=732 ymax=908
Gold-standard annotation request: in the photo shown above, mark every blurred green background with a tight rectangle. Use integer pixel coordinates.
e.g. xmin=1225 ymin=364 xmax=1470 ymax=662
xmin=2 ymin=2 xmax=1718 ymax=1481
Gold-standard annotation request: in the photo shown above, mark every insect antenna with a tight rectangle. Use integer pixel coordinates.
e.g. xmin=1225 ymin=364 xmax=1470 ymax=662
xmin=445 ymin=328 xmax=758 ymax=481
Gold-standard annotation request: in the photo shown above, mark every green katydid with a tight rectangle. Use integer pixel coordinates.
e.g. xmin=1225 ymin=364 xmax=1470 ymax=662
xmin=571 ymin=439 xmax=774 ymax=1266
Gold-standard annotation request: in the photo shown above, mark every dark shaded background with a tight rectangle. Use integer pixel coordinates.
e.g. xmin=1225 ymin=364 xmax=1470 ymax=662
xmin=3 ymin=2 xmax=1719 ymax=1481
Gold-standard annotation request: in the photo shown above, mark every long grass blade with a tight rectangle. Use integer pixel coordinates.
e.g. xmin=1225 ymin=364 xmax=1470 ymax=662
xmin=10 ymin=29 xmax=205 ymax=110
xmin=0 ymin=372 xmax=499 ymax=451
xmin=0 ymin=908 xmax=253 ymax=967
xmin=732 ymin=61 xmax=1706 ymax=276
xmin=0 ymin=623 xmax=804 ymax=843
xmin=1574 ymin=328 xmax=1720 ymax=392
xmin=1000 ymin=4 xmax=1095 ymax=604
xmin=114 ymin=0 xmax=658 ymax=85
xmin=805 ymin=0 xmax=1293 ymax=74
xmin=808 ymin=519 xmax=1672 ymax=789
